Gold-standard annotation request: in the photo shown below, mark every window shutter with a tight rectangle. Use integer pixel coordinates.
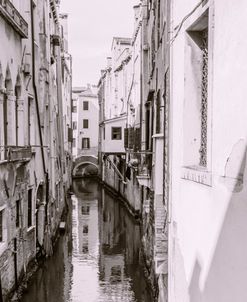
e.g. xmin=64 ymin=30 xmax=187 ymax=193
xmin=68 ymin=128 xmax=73 ymax=142
xmin=124 ymin=128 xmax=128 ymax=148
xmin=134 ymin=128 xmax=141 ymax=152
xmin=128 ymin=128 xmax=134 ymax=149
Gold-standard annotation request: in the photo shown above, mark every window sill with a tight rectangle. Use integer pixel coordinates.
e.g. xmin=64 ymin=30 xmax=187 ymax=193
xmin=181 ymin=166 xmax=212 ymax=186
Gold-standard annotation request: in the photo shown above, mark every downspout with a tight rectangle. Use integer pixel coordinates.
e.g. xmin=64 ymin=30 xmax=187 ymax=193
xmin=30 ymin=0 xmax=46 ymax=175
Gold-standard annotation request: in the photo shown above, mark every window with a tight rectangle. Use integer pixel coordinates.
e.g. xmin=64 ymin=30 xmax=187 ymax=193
xmin=83 ymin=119 xmax=89 ymax=129
xmin=72 ymin=138 xmax=76 ymax=148
xmin=3 ymin=93 xmax=7 ymax=150
xmin=83 ymin=225 xmax=88 ymax=234
xmin=82 ymin=243 xmax=88 ymax=253
xmin=183 ymin=10 xmax=209 ymax=168
xmin=83 ymin=101 xmax=89 ymax=110
xmin=156 ymin=90 xmax=161 ymax=134
xmin=28 ymin=97 xmax=32 ymax=145
xmin=82 ymin=138 xmax=90 ymax=149
xmin=16 ymin=200 xmax=20 ymax=228
xmin=28 ymin=189 xmax=32 ymax=227
xmin=72 ymin=106 xmax=77 ymax=113
xmin=0 ymin=210 xmax=3 ymax=242
xmin=81 ymin=205 xmax=90 ymax=215
xmin=111 ymin=127 xmax=122 ymax=140
xmin=72 ymin=121 xmax=77 ymax=130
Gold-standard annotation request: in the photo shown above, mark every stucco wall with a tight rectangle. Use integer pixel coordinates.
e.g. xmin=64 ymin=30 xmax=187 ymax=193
xmin=170 ymin=1 xmax=247 ymax=301
xmin=102 ymin=117 xmax=126 ymax=154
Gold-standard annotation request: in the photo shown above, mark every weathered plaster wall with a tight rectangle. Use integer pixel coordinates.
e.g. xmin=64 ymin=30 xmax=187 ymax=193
xmin=102 ymin=117 xmax=126 ymax=154
xmin=170 ymin=0 xmax=247 ymax=301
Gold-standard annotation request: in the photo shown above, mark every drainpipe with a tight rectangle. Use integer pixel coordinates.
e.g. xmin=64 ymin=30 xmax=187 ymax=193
xmin=30 ymin=0 xmax=46 ymax=175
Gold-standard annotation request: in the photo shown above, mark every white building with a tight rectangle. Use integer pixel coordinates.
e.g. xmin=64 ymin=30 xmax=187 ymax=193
xmin=98 ymin=37 xmax=132 ymax=155
xmin=169 ymin=1 xmax=247 ymax=301
xmin=72 ymin=85 xmax=99 ymax=158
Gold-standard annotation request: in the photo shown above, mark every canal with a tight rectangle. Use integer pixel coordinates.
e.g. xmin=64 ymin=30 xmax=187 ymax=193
xmin=20 ymin=179 xmax=152 ymax=302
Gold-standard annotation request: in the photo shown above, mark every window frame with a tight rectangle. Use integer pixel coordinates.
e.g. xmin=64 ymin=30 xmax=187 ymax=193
xmin=82 ymin=137 xmax=90 ymax=149
xmin=181 ymin=4 xmax=213 ymax=186
xmin=111 ymin=127 xmax=122 ymax=140
xmin=83 ymin=119 xmax=89 ymax=129
xmin=83 ymin=101 xmax=89 ymax=110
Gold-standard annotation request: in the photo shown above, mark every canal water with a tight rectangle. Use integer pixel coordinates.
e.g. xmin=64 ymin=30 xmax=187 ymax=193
xmin=20 ymin=179 xmax=152 ymax=302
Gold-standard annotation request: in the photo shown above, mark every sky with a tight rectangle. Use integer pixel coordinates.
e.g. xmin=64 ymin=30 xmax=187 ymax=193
xmin=60 ymin=1 xmax=138 ymax=87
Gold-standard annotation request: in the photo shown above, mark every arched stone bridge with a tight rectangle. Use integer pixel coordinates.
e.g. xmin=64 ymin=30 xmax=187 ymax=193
xmin=72 ymin=155 xmax=98 ymax=178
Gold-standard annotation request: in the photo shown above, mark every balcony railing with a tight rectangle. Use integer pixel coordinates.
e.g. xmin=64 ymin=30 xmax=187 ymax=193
xmin=0 ymin=0 xmax=28 ymax=38
xmin=0 ymin=146 xmax=32 ymax=162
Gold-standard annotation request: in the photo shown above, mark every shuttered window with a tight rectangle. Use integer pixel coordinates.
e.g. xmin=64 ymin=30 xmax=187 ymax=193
xmin=124 ymin=128 xmax=128 ymax=148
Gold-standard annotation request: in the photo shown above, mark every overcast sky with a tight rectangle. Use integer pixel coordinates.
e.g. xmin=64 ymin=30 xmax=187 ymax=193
xmin=60 ymin=1 xmax=138 ymax=87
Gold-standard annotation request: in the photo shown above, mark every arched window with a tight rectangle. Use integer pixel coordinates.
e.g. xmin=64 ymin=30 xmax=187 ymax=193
xmin=15 ymin=72 xmax=22 ymax=146
xmin=4 ymin=65 xmax=13 ymax=149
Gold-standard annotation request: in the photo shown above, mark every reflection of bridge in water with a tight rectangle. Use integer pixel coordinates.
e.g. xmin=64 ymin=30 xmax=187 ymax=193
xmin=72 ymin=155 xmax=99 ymax=178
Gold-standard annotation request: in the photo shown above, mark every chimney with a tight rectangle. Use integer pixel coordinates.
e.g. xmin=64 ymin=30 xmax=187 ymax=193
xmin=133 ymin=5 xmax=140 ymax=21
xmin=107 ymin=57 xmax=112 ymax=68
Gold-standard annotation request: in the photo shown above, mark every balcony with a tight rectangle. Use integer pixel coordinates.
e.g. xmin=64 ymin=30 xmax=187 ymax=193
xmin=0 ymin=0 xmax=28 ymax=38
xmin=0 ymin=146 xmax=32 ymax=163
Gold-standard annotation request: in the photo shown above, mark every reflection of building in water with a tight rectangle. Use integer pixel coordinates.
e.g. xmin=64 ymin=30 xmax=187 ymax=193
xmin=99 ymin=254 xmax=135 ymax=301
xmin=71 ymin=180 xmax=99 ymax=258
xmin=104 ymin=255 xmax=124 ymax=283
xmin=78 ymin=199 xmax=98 ymax=257
xmin=98 ymin=189 xmax=143 ymax=301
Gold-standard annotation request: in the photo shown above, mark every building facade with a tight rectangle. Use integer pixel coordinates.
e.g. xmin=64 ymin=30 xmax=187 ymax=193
xmin=72 ymin=85 xmax=99 ymax=159
xmin=98 ymin=2 xmax=169 ymax=301
xmin=99 ymin=0 xmax=247 ymax=302
xmin=0 ymin=0 xmax=72 ymax=299
xmin=168 ymin=0 xmax=247 ymax=301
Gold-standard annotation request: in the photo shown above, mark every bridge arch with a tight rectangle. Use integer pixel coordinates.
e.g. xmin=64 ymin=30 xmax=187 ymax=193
xmin=73 ymin=155 xmax=98 ymax=178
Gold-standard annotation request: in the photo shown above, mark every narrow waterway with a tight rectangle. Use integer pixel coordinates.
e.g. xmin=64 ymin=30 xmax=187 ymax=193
xmin=20 ymin=179 xmax=152 ymax=302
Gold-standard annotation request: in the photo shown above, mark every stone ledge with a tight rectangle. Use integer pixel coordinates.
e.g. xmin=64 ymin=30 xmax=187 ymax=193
xmin=181 ymin=166 xmax=212 ymax=186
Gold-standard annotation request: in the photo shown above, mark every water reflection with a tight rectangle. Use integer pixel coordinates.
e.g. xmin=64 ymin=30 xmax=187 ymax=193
xmin=21 ymin=179 xmax=152 ymax=302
